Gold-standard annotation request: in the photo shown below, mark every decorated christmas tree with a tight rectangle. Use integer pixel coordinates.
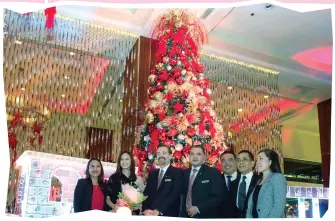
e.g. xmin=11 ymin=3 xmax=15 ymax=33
xmin=133 ymin=9 xmax=227 ymax=177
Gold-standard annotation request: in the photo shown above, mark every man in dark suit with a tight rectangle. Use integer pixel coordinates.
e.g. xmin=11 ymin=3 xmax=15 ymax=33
xmin=181 ymin=145 xmax=224 ymax=218
xmin=142 ymin=145 xmax=183 ymax=217
xmin=236 ymin=150 xmax=259 ymax=218
xmin=219 ymin=151 xmax=240 ymax=218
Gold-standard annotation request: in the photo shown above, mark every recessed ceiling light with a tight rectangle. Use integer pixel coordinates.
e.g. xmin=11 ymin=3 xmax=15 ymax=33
xmin=265 ymin=4 xmax=273 ymax=10
xmin=264 ymin=95 xmax=269 ymax=99
xmin=61 ymin=94 xmax=65 ymax=98
xmin=69 ymin=52 xmax=75 ymax=56
xmin=227 ymin=86 xmax=233 ymax=90
xmin=238 ymin=108 xmax=243 ymax=112
xmin=21 ymin=87 xmax=25 ymax=91
xmin=14 ymin=40 xmax=22 ymax=44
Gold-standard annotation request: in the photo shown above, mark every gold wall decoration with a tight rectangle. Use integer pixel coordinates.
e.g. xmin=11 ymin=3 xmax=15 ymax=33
xmin=3 ymin=8 xmax=138 ymax=207
xmin=200 ymin=52 xmax=282 ymax=166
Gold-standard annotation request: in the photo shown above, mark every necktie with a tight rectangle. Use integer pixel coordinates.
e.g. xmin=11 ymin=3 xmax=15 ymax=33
xmin=238 ymin=176 xmax=247 ymax=210
xmin=186 ymin=168 xmax=198 ymax=208
xmin=157 ymin=169 xmax=164 ymax=189
xmin=226 ymin=176 xmax=232 ymax=191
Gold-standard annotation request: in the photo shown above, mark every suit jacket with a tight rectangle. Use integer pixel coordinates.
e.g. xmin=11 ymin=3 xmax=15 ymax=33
xmin=218 ymin=173 xmax=240 ymax=218
xmin=239 ymin=173 xmax=259 ymax=218
xmin=181 ymin=165 xmax=224 ymax=218
xmin=73 ymin=178 xmax=109 ymax=213
xmin=143 ymin=165 xmax=183 ymax=217
xmin=246 ymin=172 xmax=287 ymax=218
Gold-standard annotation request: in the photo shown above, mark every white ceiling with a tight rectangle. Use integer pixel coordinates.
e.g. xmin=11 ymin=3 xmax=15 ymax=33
xmin=53 ymin=4 xmax=332 ymax=107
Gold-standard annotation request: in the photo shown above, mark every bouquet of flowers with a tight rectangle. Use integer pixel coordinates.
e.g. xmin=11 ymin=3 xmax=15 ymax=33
xmin=116 ymin=184 xmax=147 ymax=211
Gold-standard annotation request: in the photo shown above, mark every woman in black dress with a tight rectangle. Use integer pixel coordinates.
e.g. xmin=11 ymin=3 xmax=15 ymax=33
xmin=106 ymin=151 xmax=145 ymax=214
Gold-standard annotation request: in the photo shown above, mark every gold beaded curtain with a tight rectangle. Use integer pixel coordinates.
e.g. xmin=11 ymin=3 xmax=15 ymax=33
xmin=4 ymin=9 xmax=139 ymax=206
xmin=200 ymin=52 xmax=282 ymax=166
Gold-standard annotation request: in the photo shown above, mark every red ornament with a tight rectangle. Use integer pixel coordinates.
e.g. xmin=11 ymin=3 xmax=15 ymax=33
xmin=167 ymin=128 xmax=178 ymax=137
xmin=138 ymin=149 xmax=148 ymax=162
xmin=172 ymin=102 xmax=185 ymax=113
xmin=176 ymin=78 xmax=183 ymax=85
xmin=204 ymin=143 xmax=212 ymax=151
xmin=38 ymin=135 xmax=43 ymax=145
xmin=186 ymin=127 xmax=196 ymax=137
xmin=44 ymin=7 xmax=57 ymax=29
xmin=8 ymin=134 xmax=18 ymax=149
xmin=11 ymin=119 xmax=17 ymax=126
xmin=33 ymin=121 xmax=41 ymax=134
xmin=157 ymin=113 xmax=166 ymax=121
xmin=182 ymin=145 xmax=191 ymax=155
xmin=148 ymin=87 xmax=156 ymax=94
xmin=159 ymin=131 xmax=167 ymax=141
xmin=164 ymin=92 xmax=174 ymax=101
xmin=173 ymin=151 xmax=183 ymax=159
xmin=159 ymin=72 xmax=169 ymax=81
xmin=14 ymin=113 xmax=23 ymax=124
xmin=170 ymin=59 xmax=177 ymax=66
xmin=156 ymin=85 xmax=164 ymax=91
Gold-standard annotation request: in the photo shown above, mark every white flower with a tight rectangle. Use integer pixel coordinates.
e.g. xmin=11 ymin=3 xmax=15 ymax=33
xmin=167 ymin=66 xmax=172 ymax=71
xmin=175 ymin=143 xmax=183 ymax=151
xmin=144 ymin=135 xmax=151 ymax=142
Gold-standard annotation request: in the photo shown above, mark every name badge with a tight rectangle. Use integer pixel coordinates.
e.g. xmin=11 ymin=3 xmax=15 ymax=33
xmin=165 ymin=179 xmax=172 ymax=182
xmin=202 ymin=180 xmax=210 ymax=183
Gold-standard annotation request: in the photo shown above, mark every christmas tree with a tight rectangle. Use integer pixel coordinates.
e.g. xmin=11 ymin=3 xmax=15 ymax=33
xmin=133 ymin=9 xmax=227 ymax=177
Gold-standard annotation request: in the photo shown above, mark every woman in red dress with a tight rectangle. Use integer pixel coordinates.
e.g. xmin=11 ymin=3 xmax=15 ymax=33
xmin=74 ymin=158 xmax=109 ymax=212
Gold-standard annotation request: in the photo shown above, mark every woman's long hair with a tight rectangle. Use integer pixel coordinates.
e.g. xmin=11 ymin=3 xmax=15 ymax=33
xmin=115 ymin=151 xmax=137 ymax=182
xmin=85 ymin=158 xmax=105 ymax=190
xmin=258 ymin=148 xmax=282 ymax=173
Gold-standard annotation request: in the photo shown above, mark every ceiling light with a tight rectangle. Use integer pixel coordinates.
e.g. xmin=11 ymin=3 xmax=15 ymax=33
xmin=14 ymin=40 xmax=22 ymax=45
xmin=227 ymin=86 xmax=233 ymax=90
xmin=265 ymin=4 xmax=273 ymax=10
xmin=64 ymin=76 xmax=70 ymax=80
xmin=61 ymin=94 xmax=66 ymax=98
xmin=21 ymin=87 xmax=25 ymax=91
xmin=119 ymin=99 xmax=123 ymax=102
xmin=69 ymin=52 xmax=75 ymax=56
xmin=264 ymin=95 xmax=269 ymax=99
xmin=238 ymin=108 xmax=243 ymax=112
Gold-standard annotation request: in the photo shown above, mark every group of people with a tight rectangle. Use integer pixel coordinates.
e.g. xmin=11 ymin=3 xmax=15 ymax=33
xmin=73 ymin=145 xmax=287 ymax=218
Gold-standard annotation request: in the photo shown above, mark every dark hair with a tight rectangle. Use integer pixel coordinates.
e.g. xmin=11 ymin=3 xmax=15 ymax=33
xmin=220 ymin=150 xmax=236 ymax=160
xmin=157 ymin=145 xmax=172 ymax=154
xmin=85 ymin=158 xmax=105 ymax=190
xmin=191 ymin=145 xmax=205 ymax=154
xmin=258 ymin=148 xmax=281 ymax=173
xmin=116 ymin=151 xmax=137 ymax=182
xmin=238 ymin=150 xmax=254 ymax=161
